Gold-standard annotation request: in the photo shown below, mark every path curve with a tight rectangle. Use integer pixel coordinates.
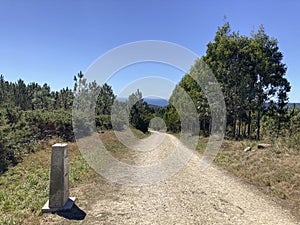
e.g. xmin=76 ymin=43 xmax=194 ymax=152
xmin=41 ymin=132 xmax=299 ymax=225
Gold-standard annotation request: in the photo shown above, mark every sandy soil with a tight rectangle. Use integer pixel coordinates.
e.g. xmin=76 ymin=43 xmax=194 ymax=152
xmin=40 ymin=132 xmax=299 ymax=224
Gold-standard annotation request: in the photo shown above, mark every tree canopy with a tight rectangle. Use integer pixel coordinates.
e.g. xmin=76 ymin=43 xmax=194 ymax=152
xmin=165 ymin=22 xmax=291 ymax=140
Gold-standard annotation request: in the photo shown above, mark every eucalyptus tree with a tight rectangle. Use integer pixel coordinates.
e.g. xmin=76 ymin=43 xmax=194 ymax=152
xmin=166 ymin=22 xmax=291 ymax=140
xmin=251 ymin=26 xmax=290 ymax=139
xmin=202 ymin=23 xmax=250 ymax=138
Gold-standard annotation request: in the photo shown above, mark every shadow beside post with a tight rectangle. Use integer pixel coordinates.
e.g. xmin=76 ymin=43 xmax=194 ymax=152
xmin=56 ymin=204 xmax=86 ymax=220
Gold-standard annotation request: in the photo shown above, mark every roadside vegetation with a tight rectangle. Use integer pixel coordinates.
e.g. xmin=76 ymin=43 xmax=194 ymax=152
xmin=195 ymin=137 xmax=300 ymax=219
xmin=0 ymin=70 xmax=157 ymax=224
xmin=0 ymin=139 xmax=92 ymax=224
xmin=0 ymin=128 xmax=147 ymax=224
xmin=0 ymin=72 xmax=155 ymax=172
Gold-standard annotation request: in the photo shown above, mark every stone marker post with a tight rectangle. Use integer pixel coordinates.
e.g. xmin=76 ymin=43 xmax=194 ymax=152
xmin=49 ymin=143 xmax=69 ymax=207
xmin=42 ymin=143 xmax=76 ymax=213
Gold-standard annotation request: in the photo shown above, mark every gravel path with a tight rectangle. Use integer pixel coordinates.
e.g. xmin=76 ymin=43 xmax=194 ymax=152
xmin=41 ymin=132 xmax=299 ymax=224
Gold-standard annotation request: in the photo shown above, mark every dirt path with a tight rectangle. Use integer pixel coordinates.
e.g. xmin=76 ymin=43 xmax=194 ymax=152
xmin=41 ymin=132 xmax=299 ymax=224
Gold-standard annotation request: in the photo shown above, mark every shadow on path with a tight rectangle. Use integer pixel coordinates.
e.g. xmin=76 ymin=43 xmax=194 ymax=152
xmin=56 ymin=204 xmax=86 ymax=220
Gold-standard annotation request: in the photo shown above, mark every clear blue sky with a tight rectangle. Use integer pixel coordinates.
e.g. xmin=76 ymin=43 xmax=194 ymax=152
xmin=0 ymin=0 xmax=299 ymax=101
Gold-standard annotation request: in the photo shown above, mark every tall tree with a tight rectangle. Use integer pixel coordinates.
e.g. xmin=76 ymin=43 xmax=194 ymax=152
xmin=128 ymin=89 xmax=152 ymax=133
xmin=14 ymin=79 xmax=27 ymax=110
xmin=96 ymin=83 xmax=116 ymax=115
xmin=251 ymin=26 xmax=290 ymax=139
xmin=166 ymin=22 xmax=291 ymax=140
xmin=32 ymin=84 xmax=52 ymax=110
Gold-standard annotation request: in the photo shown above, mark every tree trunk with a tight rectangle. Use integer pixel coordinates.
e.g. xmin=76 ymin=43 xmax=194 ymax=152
xmin=247 ymin=111 xmax=251 ymax=138
xmin=243 ymin=122 xmax=246 ymax=137
xmin=256 ymin=109 xmax=261 ymax=140
xmin=238 ymin=119 xmax=241 ymax=138
xmin=233 ymin=111 xmax=237 ymax=138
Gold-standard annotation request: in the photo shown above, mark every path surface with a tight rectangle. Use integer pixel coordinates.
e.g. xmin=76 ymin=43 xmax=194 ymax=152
xmin=41 ymin=132 xmax=299 ymax=224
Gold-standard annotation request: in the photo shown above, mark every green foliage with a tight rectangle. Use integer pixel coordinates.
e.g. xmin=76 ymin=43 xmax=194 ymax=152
xmin=262 ymin=106 xmax=300 ymax=150
xmin=73 ymin=71 xmax=116 ymax=136
xmin=1 ymin=71 xmax=156 ymax=171
xmin=95 ymin=115 xmax=112 ymax=130
xmin=165 ymin=22 xmax=291 ymax=141
xmin=0 ymin=108 xmax=76 ymax=172
xmin=164 ymin=104 xmax=181 ymax=133
xmin=0 ymin=108 xmax=32 ymax=171
xmin=0 ymin=75 xmax=74 ymax=111
xmin=164 ymin=66 xmax=211 ymax=135
xmin=96 ymin=83 xmax=116 ymax=115
xmin=202 ymin=23 xmax=290 ymax=140
xmin=128 ymin=90 xmax=153 ymax=133
xmin=0 ymin=74 xmax=78 ymax=170
xmin=111 ymin=100 xmax=128 ymax=131
xmin=25 ymin=109 xmax=74 ymax=141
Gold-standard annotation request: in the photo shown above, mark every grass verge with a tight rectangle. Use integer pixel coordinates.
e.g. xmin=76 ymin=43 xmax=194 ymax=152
xmin=0 ymin=139 xmax=95 ymax=225
xmin=196 ymin=136 xmax=300 ymax=220
xmin=0 ymin=128 xmax=148 ymax=224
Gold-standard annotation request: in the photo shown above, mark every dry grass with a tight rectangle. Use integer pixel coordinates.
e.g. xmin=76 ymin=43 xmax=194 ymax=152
xmin=207 ymin=138 xmax=300 ymax=220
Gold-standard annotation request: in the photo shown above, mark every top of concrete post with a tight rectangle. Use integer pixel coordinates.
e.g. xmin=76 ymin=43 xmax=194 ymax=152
xmin=52 ymin=143 xmax=68 ymax=148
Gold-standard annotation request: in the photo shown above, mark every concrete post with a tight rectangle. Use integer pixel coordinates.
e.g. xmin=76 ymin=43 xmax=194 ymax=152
xmin=42 ymin=143 xmax=76 ymax=213
xmin=49 ymin=143 xmax=69 ymax=207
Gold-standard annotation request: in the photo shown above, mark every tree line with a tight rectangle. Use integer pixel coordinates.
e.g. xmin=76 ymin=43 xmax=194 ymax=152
xmin=0 ymin=75 xmax=75 ymax=171
xmin=0 ymin=72 xmax=155 ymax=172
xmin=0 ymin=75 xmax=73 ymax=111
xmin=164 ymin=22 xmax=299 ymax=141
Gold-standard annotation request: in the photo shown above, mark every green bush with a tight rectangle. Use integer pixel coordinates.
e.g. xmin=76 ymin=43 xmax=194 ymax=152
xmin=0 ymin=109 xmax=75 ymax=172
xmin=95 ymin=114 xmax=112 ymax=130
xmin=25 ymin=110 xmax=74 ymax=141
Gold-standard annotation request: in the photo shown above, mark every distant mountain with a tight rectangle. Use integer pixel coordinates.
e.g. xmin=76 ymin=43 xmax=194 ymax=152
xmin=143 ymin=98 xmax=168 ymax=107
xmin=116 ymin=97 xmax=169 ymax=107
